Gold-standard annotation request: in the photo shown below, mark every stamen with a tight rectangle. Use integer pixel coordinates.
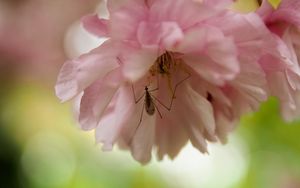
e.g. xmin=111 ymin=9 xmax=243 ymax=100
xmin=150 ymin=51 xmax=177 ymax=96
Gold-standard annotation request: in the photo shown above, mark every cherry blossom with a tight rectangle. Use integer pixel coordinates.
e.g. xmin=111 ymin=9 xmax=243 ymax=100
xmin=56 ymin=0 xmax=300 ymax=164
xmin=257 ymin=0 xmax=300 ymax=120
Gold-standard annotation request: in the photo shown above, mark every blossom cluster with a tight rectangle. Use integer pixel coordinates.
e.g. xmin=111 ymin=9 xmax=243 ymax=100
xmin=56 ymin=0 xmax=300 ymax=164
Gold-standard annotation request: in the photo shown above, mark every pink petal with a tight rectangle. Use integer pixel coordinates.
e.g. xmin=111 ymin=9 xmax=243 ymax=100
xmin=230 ymin=61 xmax=268 ymax=114
xmin=212 ymin=13 xmax=270 ymax=43
xmin=154 ymin=77 xmax=189 ymax=159
xmin=215 ymin=112 xmax=235 ymax=143
xmin=108 ymin=0 xmax=148 ymax=41
xmin=227 ymin=88 xmax=253 ymax=117
xmin=202 ymin=0 xmax=234 ymax=9
xmin=183 ymin=84 xmax=216 ymax=137
xmin=280 ymin=91 xmax=300 ymax=121
xmin=162 ymin=84 xmax=212 ymax=153
xmin=130 ymin=110 xmax=156 ymax=164
xmin=79 ymin=68 xmax=123 ymax=130
xmin=149 ymin=0 xmax=219 ymax=29
xmin=267 ymin=72 xmax=296 ymax=112
xmin=79 ymin=79 xmax=106 ymax=130
xmin=184 ymin=54 xmax=237 ymax=85
xmin=95 ymin=85 xmax=136 ymax=151
xmin=155 ymin=116 xmax=188 ymax=160
xmin=178 ymin=26 xmax=239 ymax=85
xmin=122 ymin=46 xmax=158 ymax=82
xmin=190 ymin=76 xmax=232 ymax=107
xmin=92 ymin=68 xmax=124 ymax=118
xmin=256 ymin=0 xmax=275 ymax=21
xmin=206 ymin=38 xmax=239 ymax=75
xmin=55 ymin=41 xmax=119 ymax=102
xmin=179 ymin=25 xmax=233 ymax=50
xmin=137 ymin=21 xmax=184 ymax=49
xmin=81 ymin=14 xmax=109 ymax=37
xmin=176 ymin=27 xmax=208 ymax=54
xmin=271 ymin=0 xmax=300 ymax=27
xmin=187 ymin=125 xmax=208 ymax=153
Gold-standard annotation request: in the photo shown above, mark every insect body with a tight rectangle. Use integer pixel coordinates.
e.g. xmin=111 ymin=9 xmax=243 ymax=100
xmin=132 ymin=86 xmax=162 ymax=123
xmin=144 ymin=87 xmax=155 ymax=115
xmin=129 ymin=85 xmax=162 ymax=144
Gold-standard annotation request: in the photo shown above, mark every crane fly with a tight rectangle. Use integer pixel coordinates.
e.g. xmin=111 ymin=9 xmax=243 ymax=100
xmin=129 ymin=51 xmax=191 ymax=144
xmin=128 ymin=85 xmax=162 ymax=145
xmin=130 ymin=70 xmax=190 ymax=141
xmin=132 ymin=85 xmax=162 ymax=127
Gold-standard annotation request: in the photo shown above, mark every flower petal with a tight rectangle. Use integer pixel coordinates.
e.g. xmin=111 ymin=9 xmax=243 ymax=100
xmin=267 ymin=72 xmax=296 ymax=118
xmin=155 ymin=77 xmax=189 ymax=159
xmin=130 ymin=112 xmax=156 ymax=164
xmin=215 ymin=111 xmax=235 ymax=143
xmin=271 ymin=0 xmax=300 ymax=27
xmin=79 ymin=68 xmax=123 ymax=130
xmin=149 ymin=0 xmax=219 ymax=29
xmin=55 ymin=41 xmax=119 ymax=102
xmin=202 ymin=0 xmax=234 ymax=9
xmin=122 ymin=46 xmax=158 ymax=82
xmin=155 ymin=116 xmax=188 ymax=160
xmin=229 ymin=61 xmax=268 ymax=115
xmin=81 ymin=14 xmax=109 ymax=37
xmin=187 ymin=125 xmax=208 ymax=153
xmin=184 ymin=54 xmax=238 ymax=85
xmin=95 ymin=85 xmax=136 ymax=151
xmin=108 ymin=0 xmax=148 ymax=41
xmin=137 ymin=21 xmax=184 ymax=49
xmin=206 ymin=38 xmax=239 ymax=75
xmin=184 ymin=84 xmax=216 ymax=137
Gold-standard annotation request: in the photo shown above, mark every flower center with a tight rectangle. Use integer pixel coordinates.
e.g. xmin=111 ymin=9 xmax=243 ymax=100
xmin=150 ymin=51 xmax=177 ymax=77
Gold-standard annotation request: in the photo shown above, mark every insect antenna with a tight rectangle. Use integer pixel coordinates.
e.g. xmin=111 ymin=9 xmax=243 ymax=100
xmin=132 ymin=84 xmax=145 ymax=104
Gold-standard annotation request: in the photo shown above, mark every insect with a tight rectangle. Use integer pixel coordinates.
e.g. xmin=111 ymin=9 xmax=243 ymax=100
xmin=129 ymin=51 xmax=191 ymax=144
xmin=130 ymin=71 xmax=190 ymax=142
xmin=131 ymin=85 xmax=162 ymax=128
xmin=128 ymin=85 xmax=161 ymax=144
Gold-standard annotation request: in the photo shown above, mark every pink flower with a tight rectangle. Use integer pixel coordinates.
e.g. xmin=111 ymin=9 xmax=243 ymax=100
xmin=56 ymin=0 xmax=279 ymax=163
xmin=0 ymin=0 xmax=99 ymax=78
xmin=257 ymin=0 xmax=300 ymax=120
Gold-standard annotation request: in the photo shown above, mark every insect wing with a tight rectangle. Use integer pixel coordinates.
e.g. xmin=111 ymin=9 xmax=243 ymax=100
xmin=145 ymin=93 xmax=155 ymax=115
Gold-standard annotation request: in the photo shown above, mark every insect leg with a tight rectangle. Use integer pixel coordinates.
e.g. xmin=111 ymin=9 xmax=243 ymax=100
xmin=129 ymin=102 xmax=145 ymax=145
xmin=150 ymin=71 xmax=191 ymax=111
xmin=171 ymin=71 xmax=191 ymax=99
xmin=152 ymin=101 xmax=163 ymax=119
xmin=150 ymin=94 xmax=171 ymax=111
xmin=131 ymin=85 xmax=145 ymax=104
xmin=149 ymin=88 xmax=159 ymax=92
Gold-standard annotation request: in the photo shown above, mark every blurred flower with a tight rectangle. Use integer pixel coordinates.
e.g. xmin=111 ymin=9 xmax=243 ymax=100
xmin=257 ymin=0 xmax=300 ymax=120
xmin=0 ymin=0 xmax=99 ymax=79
